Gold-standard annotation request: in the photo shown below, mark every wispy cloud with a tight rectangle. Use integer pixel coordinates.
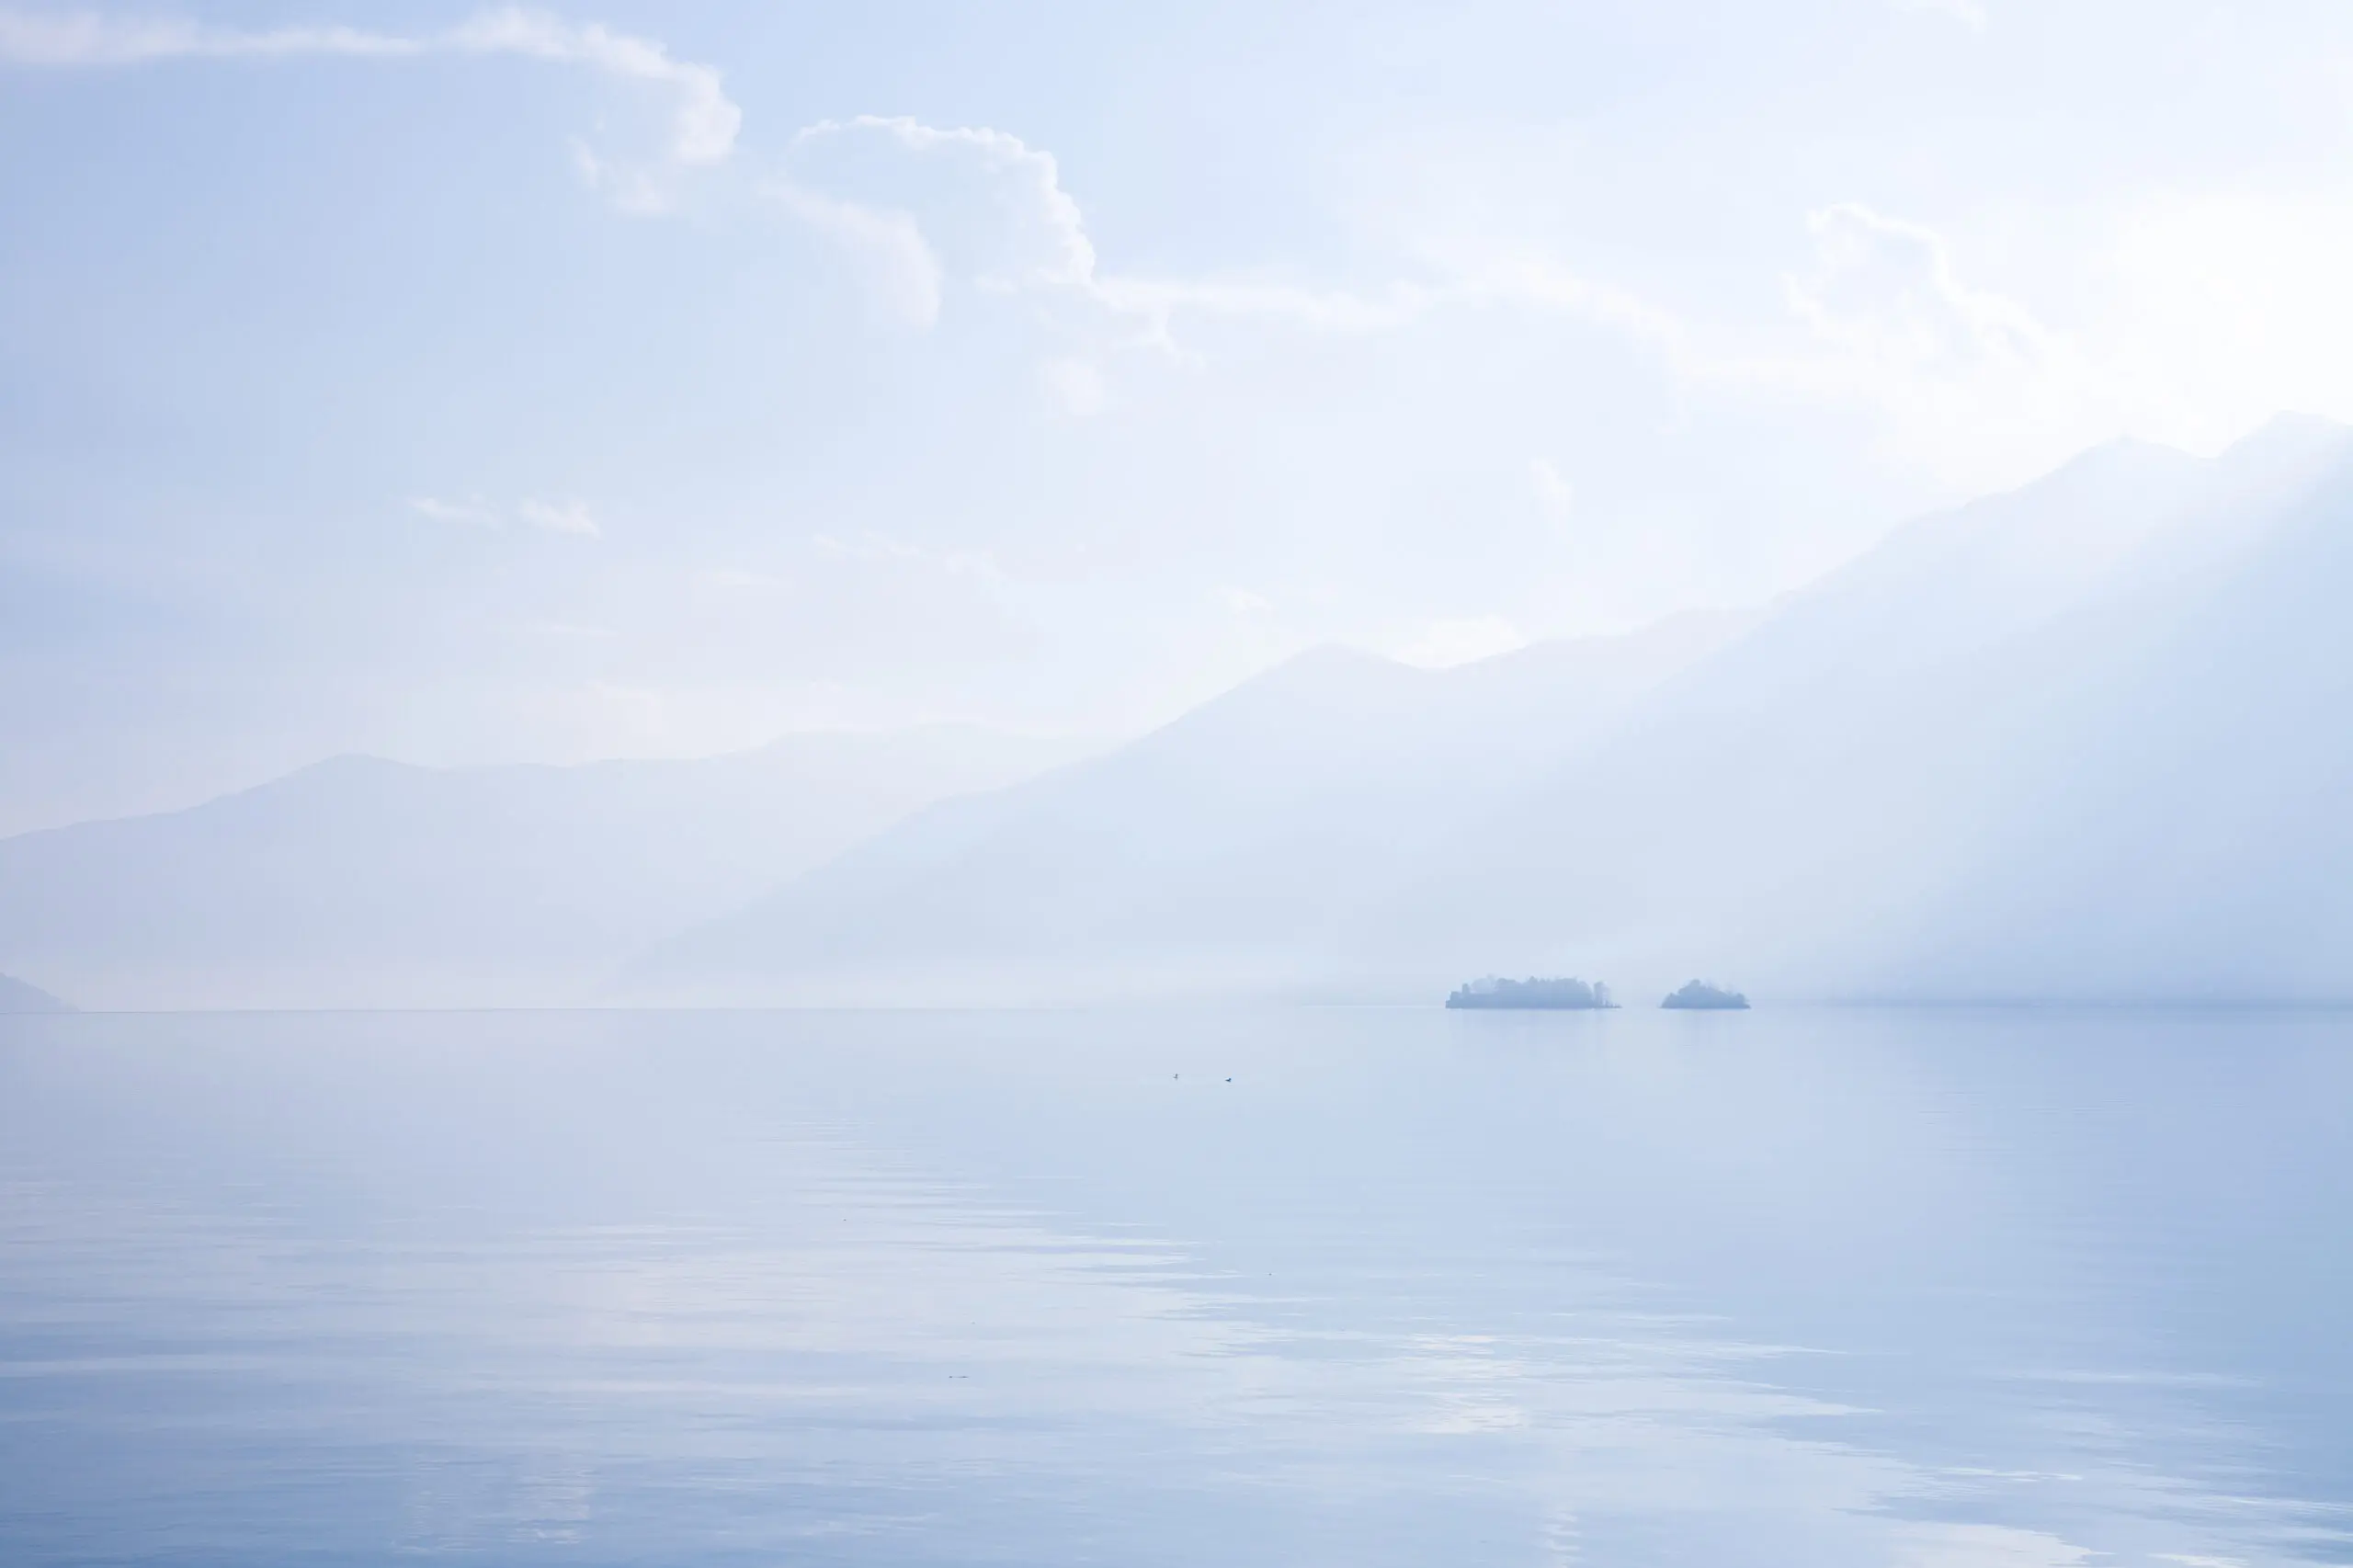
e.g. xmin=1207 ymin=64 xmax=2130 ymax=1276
xmin=768 ymin=180 xmax=945 ymax=328
xmin=765 ymin=111 xmax=2139 ymax=494
xmin=773 ymin=112 xmax=1721 ymax=387
xmin=517 ymin=497 xmax=600 ymax=538
xmin=789 ymin=116 xmax=1097 ymax=293
xmin=760 ymin=105 xmax=2163 ymax=506
xmin=0 ymin=6 xmax=738 ymax=207
xmin=0 ymin=11 xmax=416 ymax=63
xmin=445 ymin=10 xmax=735 ymax=167
xmin=15 ymin=19 xmax=2129 ymax=498
xmin=772 ymin=113 xmax=1126 ymax=390
xmin=1759 ymin=201 xmax=2111 ymax=484
xmin=411 ymin=494 xmax=600 ymax=538
xmin=409 ymin=494 xmax=501 ymax=528
xmin=1785 ymin=203 xmax=2052 ymax=374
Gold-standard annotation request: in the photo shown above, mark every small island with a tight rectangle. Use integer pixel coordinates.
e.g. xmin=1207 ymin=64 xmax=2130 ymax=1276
xmin=1446 ymin=976 xmax=1616 ymax=1010
xmin=1661 ymin=980 xmax=1748 ymax=1010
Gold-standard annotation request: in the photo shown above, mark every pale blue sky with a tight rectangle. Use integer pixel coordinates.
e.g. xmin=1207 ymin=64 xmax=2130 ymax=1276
xmin=6 ymin=0 xmax=2353 ymax=829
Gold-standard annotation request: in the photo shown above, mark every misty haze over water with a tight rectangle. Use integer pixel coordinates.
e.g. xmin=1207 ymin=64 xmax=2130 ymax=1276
xmin=10 ymin=2 xmax=2353 ymax=1562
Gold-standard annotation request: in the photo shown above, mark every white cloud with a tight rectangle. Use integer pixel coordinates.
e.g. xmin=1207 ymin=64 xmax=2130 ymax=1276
xmin=769 ymin=180 xmax=944 ymax=328
xmin=788 ymin=140 xmax=2196 ymax=503
xmin=412 ymin=494 xmax=598 ymax=537
xmin=770 ymin=110 xmax=1736 ymax=449
xmin=409 ymin=494 xmax=500 ymax=528
xmin=517 ymin=497 xmax=599 ymax=538
xmin=445 ymin=10 xmax=736 ymax=167
xmin=1083 ymin=201 xmax=2109 ymax=502
xmin=1217 ymin=586 xmax=1274 ymax=616
xmin=765 ymin=110 xmax=2132 ymax=502
xmin=0 ymin=16 xmax=2074 ymax=506
xmin=0 ymin=12 xmax=418 ymax=63
xmin=1788 ymin=204 xmax=2052 ymax=376
xmin=115 ymin=24 xmax=2295 ymax=516
xmin=790 ymin=116 xmax=1097 ymax=294
xmin=778 ymin=116 xmax=1194 ymax=406
xmin=778 ymin=115 xmax=1123 ymax=352
xmin=770 ymin=109 xmax=1711 ymax=446
xmin=1767 ymin=201 xmax=2113 ymax=488
xmin=1393 ymin=615 xmax=1529 ymax=669
xmin=779 ymin=109 xmax=2302 ymax=508
xmin=0 ymin=6 xmax=738 ymax=208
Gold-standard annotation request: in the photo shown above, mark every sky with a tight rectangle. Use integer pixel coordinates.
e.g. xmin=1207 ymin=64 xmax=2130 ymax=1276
xmin=6 ymin=0 xmax=2353 ymax=832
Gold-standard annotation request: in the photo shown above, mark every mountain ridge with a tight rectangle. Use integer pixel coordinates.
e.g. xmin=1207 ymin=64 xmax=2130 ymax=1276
xmin=0 ymin=725 xmax=1100 ymax=1009
xmin=642 ymin=417 xmax=2353 ymax=1006
xmin=0 ymin=971 xmax=70 ymax=1014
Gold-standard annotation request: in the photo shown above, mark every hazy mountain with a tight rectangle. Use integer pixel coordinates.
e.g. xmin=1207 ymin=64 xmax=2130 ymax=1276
xmin=0 ymin=972 xmax=70 ymax=1013
xmin=645 ymin=416 xmax=2353 ymax=1006
xmin=0 ymin=727 xmax=1097 ymax=1009
xmin=642 ymin=609 xmax=1757 ymax=1003
xmin=1865 ymin=419 xmax=2353 ymax=1000
xmin=1373 ymin=415 xmax=2353 ymax=1001
xmin=28 ymin=420 xmax=2349 ymax=1011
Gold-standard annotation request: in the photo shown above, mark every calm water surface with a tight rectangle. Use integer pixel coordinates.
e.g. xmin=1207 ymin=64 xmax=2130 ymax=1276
xmin=1 ymin=1006 xmax=2348 ymax=1565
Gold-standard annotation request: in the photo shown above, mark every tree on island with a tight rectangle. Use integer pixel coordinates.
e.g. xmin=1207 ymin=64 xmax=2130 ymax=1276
xmin=1661 ymin=980 xmax=1748 ymax=1009
xmin=1446 ymin=976 xmax=1617 ymax=1009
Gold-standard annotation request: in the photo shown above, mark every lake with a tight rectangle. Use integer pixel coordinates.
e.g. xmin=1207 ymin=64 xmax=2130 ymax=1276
xmin=1 ymin=1006 xmax=2347 ymax=1565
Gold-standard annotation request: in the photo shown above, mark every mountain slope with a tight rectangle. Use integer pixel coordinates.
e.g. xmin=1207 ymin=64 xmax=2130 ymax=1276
xmin=0 ymin=972 xmax=70 ymax=1013
xmin=1367 ymin=416 xmax=2353 ymax=999
xmin=648 ymin=417 xmax=2353 ymax=1005
xmin=1863 ymin=426 xmax=2353 ymax=999
xmin=0 ymin=727 xmax=1095 ymax=1008
xmin=644 ymin=609 xmax=1756 ymax=1003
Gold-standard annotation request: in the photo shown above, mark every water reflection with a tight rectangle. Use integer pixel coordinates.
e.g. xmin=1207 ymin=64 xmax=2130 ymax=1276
xmin=0 ymin=1006 xmax=2346 ymax=1564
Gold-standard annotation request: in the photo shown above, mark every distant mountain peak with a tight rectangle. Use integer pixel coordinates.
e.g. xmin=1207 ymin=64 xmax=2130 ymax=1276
xmin=0 ymin=973 xmax=71 ymax=1013
xmin=2238 ymin=408 xmax=2351 ymax=445
xmin=2215 ymin=410 xmax=2353 ymax=481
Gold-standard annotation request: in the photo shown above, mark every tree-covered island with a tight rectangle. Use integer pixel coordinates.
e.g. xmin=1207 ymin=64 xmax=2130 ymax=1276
xmin=1661 ymin=980 xmax=1749 ymax=1009
xmin=1446 ymin=976 xmax=1617 ymax=1009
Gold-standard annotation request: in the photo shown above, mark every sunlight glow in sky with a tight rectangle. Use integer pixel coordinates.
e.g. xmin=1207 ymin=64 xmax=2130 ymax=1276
xmin=6 ymin=0 xmax=2353 ymax=829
